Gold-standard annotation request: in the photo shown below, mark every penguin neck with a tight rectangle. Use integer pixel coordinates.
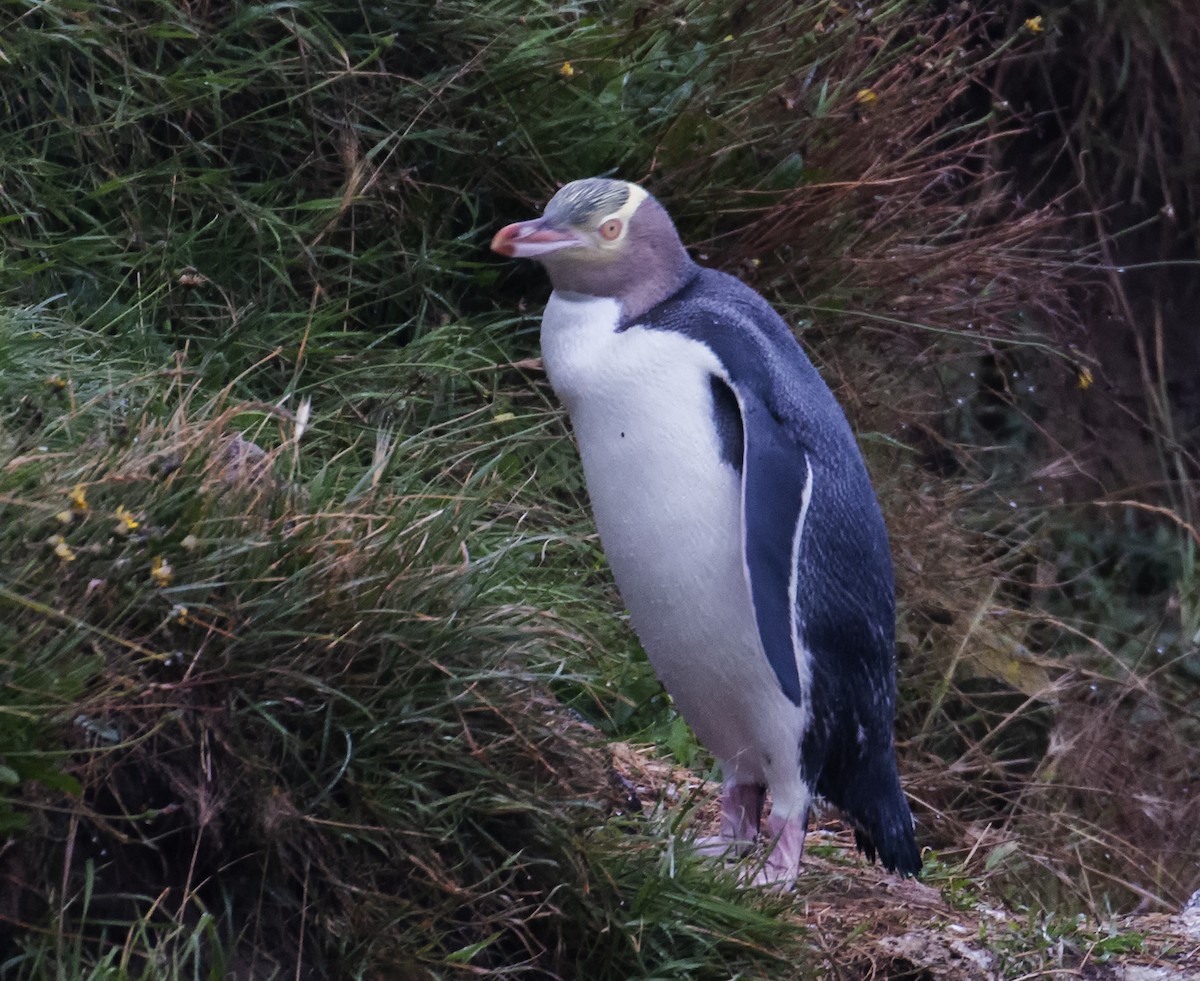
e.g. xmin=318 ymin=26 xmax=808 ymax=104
xmin=549 ymin=257 xmax=700 ymax=323
xmin=548 ymin=258 xmax=698 ymax=327
xmin=621 ymin=254 xmax=700 ymax=326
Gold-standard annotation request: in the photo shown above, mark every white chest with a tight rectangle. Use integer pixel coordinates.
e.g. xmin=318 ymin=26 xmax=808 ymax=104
xmin=540 ymin=294 xmax=740 ymax=614
xmin=540 ymin=293 xmax=798 ymax=772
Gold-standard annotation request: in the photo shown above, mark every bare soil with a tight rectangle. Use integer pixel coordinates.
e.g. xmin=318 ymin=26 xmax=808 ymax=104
xmin=607 ymin=741 xmax=1200 ymax=980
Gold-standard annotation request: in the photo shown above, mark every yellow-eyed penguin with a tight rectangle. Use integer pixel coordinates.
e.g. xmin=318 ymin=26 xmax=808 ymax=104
xmin=491 ymin=177 xmax=920 ymax=884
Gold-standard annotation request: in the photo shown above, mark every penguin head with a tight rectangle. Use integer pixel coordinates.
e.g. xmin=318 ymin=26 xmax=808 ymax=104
xmin=491 ymin=177 xmax=694 ymax=320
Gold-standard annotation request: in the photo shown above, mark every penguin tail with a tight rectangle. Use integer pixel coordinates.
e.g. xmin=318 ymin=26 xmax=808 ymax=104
xmin=853 ymin=809 xmax=921 ymax=877
xmin=819 ymin=754 xmax=922 ymax=876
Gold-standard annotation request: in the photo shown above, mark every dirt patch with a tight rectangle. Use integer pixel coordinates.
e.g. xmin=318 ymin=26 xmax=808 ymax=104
xmin=607 ymin=741 xmax=1200 ymax=979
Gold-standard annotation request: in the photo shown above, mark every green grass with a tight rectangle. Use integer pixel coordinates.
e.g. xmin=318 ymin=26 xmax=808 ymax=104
xmin=0 ymin=324 xmax=802 ymax=976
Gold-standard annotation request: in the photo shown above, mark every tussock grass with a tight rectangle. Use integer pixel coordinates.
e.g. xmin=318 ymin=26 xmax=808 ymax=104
xmin=2 ymin=0 xmax=1199 ymax=976
xmin=0 ymin=336 xmax=798 ymax=976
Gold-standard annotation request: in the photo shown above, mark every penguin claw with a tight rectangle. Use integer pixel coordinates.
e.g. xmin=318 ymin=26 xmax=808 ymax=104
xmin=691 ymin=834 xmax=755 ymax=858
xmin=747 ymin=850 xmax=799 ymax=890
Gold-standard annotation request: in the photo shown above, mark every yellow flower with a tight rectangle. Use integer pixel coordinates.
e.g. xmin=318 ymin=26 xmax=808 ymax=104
xmin=49 ymin=535 xmax=76 ymax=562
xmin=1077 ymin=367 xmax=1094 ymax=390
xmin=46 ymin=374 xmax=68 ymax=390
xmin=56 ymin=510 xmax=74 ymax=525
xmin=492 ymin=411 xmax=516 ymax=424
xmin=1024 ymin=16 xmax=1044 ymax=33
xmin=558 ymin=61 xmax=574 ymax=78
xmin=171 ymin=604 xmax=189 ymax=625
xmin=69 ymin=484 xmax=89 ymax=513
xmin=151 ymin=555 xmax=174 ymax=587
xmin=855 ymin=88 xmax=878 ymax=105
xmin=115 ymin=505 xmax=140 ymax=532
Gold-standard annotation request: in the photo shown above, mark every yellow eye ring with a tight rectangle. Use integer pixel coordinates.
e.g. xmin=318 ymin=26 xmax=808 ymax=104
xmin=599 ymin=218 xmax=623 ymax=241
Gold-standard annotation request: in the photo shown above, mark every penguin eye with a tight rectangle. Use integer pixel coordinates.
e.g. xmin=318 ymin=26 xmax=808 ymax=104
xmin=598 ymin=218 xmax=623 ymax=241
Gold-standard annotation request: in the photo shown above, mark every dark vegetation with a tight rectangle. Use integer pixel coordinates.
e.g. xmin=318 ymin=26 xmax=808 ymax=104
xmin=0 ymin=0 xmax=1197 ymax=976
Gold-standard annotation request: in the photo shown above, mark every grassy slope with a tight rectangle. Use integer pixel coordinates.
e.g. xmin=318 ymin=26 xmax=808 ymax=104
xmin=1 ymin=0 xmax=1197 ymax=977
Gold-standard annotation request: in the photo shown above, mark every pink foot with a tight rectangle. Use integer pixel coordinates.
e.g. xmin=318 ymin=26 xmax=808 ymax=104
xmin=693 ymin=781 xmax=763 ymax=858
xmin=751 ymin=810 xmax=807 ymax=889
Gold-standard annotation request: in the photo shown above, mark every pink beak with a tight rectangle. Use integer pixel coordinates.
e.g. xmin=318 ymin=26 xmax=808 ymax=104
xmin=491 ymin=219 xmax=584 ymax=258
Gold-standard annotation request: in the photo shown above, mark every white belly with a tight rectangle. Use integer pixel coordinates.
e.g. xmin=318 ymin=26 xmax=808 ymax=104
xmin=540 ymin=292 xmax=804 ymax=781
